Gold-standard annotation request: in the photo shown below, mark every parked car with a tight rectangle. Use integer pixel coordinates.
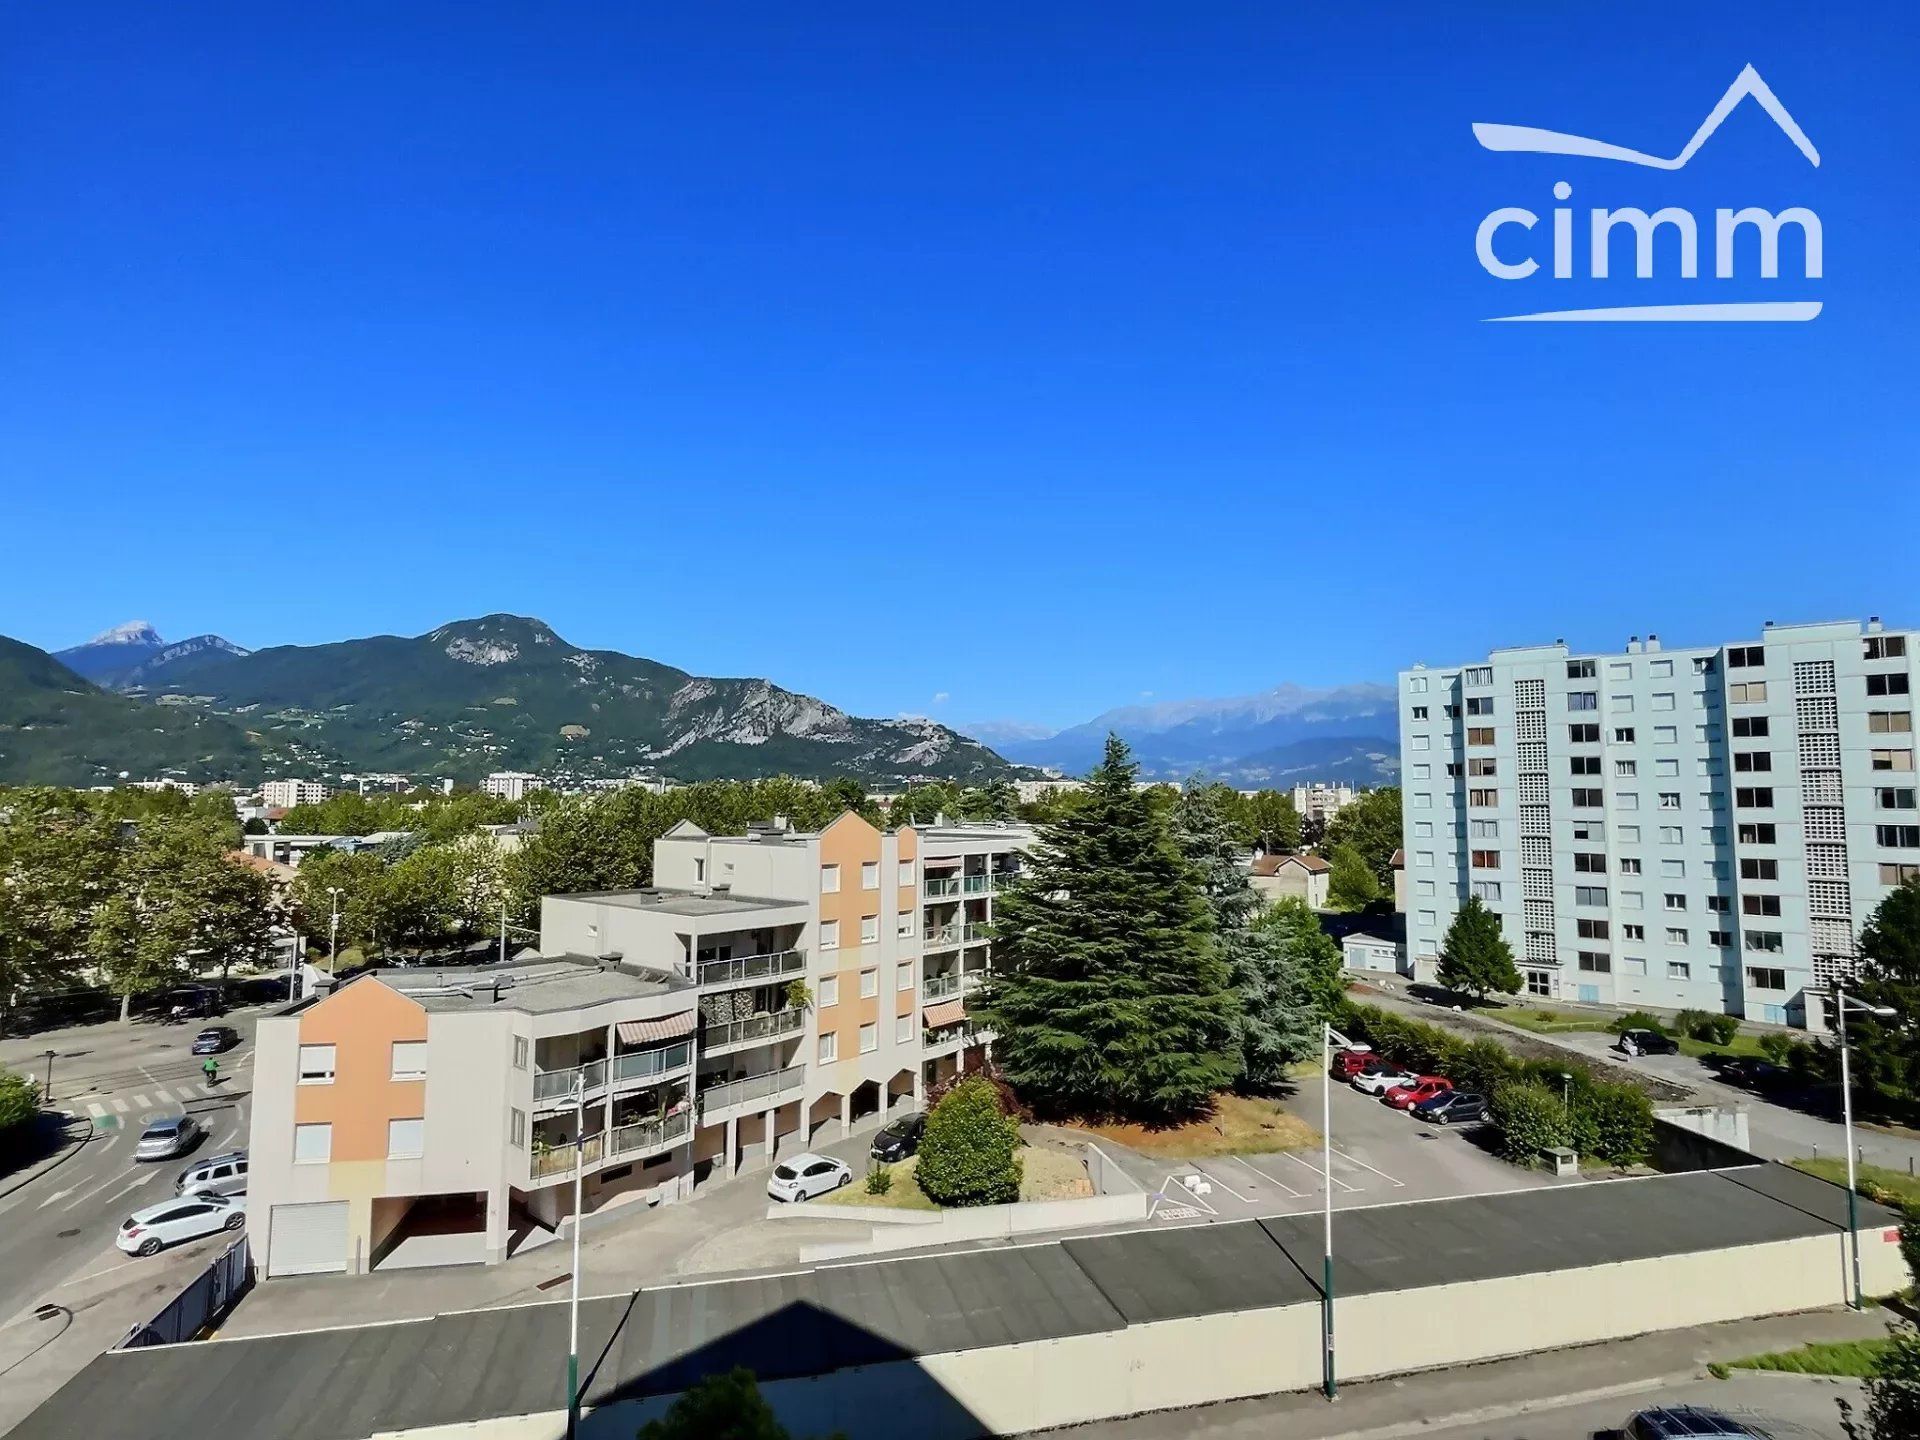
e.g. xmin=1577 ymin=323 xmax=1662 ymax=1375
xmin=1716 ymin=1057 xmax=1785 ymax=1091
xmin=191 ymin=1025 xmax=240 ymax=1056
xmin=1329 ymin=1045 xmax=1376 ymax=1080
xmin=870 ymin=1113 xmax=926 ymax=1163
xmin=117 ymin=1192 xmax=246 ymax=1257
xmin=1384 ymin=1077 xmax=1453 ymax=1110
xmin=1411 ymin=1091 xmax=1487 ymax=1125
xmin=1351 ymin=1065 xmax=1419 ymax=1096
xmin=176 ymin=1149 xmax=249 ymax=1196
xmin=767 ymin=1153 xmax=853 ymax=1202
xmin=1617 ymin=1404 xmax=1770 ymax=1438
xmin=1617 ymin=1028 xmax=1679 ymax=1057
xmin=135 ymin=1114 xmax=203 ymax=1162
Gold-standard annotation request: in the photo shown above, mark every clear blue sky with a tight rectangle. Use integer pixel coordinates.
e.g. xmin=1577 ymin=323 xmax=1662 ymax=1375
xmin=4 ymin=2 xmax=1915 ymax=731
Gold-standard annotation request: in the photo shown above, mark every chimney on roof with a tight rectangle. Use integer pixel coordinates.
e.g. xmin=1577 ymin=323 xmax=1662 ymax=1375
xmin=1868 ymin=616 xmax=1883 ymax=633
xmin=772 ymin=814 xmax=789 ymax=833
xmin=1646 ymin=634 xmax=1661 ymax=652
xmin=599 ymin=950 xmax=623 ymax=969
xmin=1627 ymin=636 xmax=1641 ymax=654
xmin=1764 ymin=620 xmax=1775 ymax=628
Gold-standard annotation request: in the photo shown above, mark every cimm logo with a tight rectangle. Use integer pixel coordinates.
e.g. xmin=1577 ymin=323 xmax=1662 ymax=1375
xmin=1472 ymin=65 xmax=1823 ymax=322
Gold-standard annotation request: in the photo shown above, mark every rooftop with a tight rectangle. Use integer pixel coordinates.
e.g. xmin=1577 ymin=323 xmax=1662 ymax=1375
xmin=558 ymin=889 xmax=809 ymax=917
xmin=340 ymin=956 xmax=694 ymax=1015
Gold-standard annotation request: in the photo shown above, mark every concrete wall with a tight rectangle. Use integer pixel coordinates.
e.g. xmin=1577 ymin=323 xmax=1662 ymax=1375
xmin=792 ymin=1193 xmax=1154 ymax=1260
xmin=1652 ymin=1109 xmax=1755 ymax=1171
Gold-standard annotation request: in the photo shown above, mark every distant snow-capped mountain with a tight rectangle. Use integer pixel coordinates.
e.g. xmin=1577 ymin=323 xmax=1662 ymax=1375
xmin=56 ymin=623 xmax=251 ymax=691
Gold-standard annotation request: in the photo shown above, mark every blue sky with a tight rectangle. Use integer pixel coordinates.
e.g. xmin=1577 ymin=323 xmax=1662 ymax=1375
xmin=4 ymin=2 xmax=1915 ymax=732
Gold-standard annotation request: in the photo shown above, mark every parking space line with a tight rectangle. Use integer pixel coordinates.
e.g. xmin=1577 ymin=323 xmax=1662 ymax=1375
xmin=1157 ymin=1170 xmax=1220 ymax=1216
xmin=1282 ymin=1150 xmax=1361 ymax=1193
xmin=1331 ymin=1144 xmax=1406 ymax=1188
xmin=1231 ymin=1152 xmax=1306 ymax=1198
xmin=1188 ymin=1158 xmax=1262 ymax=1203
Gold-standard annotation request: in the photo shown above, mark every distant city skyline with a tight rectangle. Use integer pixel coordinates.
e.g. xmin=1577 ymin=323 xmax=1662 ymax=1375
xmin=6 ymin=2 xmax=1916 ymax=730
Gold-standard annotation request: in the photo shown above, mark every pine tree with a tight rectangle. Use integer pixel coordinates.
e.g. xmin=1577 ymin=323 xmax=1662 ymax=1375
xmin=978 ymin=736 xmax=1239 ymax=1122
xmin=1845 ymin=879 xmax=1920 ymax=1104
xmin=1243 ymin=898 xmax=1347 ymax=1079
xmin=1436 ymin=896 xmax=1522 ymax=1002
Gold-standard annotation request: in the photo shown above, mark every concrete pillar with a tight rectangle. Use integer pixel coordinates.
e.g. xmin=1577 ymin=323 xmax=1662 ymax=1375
xmin=485 ymin=1188 xmax=510 ymax=1264
xmin=838 ymin=1092 xmax=851 ymax=1138
xmin=912 ymin=1066 xmax=926 ymax=1107
xmin=763 ymin=1108 xmax=778 ymax=1164
xmin=723 ymin=1115 xmax=738 ymax=1177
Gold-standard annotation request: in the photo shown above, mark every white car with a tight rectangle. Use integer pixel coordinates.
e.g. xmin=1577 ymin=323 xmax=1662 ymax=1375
xmin=1351 ymin=1065 xmax=1420 ymax=1096
xmin=117 ymin=1192 xmax=247 ymax=1256
xmin=767 ymin=1152 xmax=853 ymax=1202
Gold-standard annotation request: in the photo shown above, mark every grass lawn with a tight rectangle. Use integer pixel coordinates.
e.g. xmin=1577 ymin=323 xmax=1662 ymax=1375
xmin=1675 ymin=1031 xmax=1771 ymax=1060
xmin=816 ymin=1147 xmax=1094 ymax=1210
xmin=1711 ymin=1337 xmax=1897 ymax=1379
xmin=1070 ymin=1093 xmax=1318 ymax=1159
xmin=1792 ymin=1155 xmax=1920 ymax=1209
xmin=1492 ymin=1006 xmax=1613 ymax=1035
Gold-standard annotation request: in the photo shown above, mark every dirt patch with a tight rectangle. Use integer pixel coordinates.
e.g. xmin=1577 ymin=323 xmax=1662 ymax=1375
xmin=1068 ymin=1093 xmax=1319 ymax=1159
xmin=1020 ymin=1147 xmax=1094 ymax=1199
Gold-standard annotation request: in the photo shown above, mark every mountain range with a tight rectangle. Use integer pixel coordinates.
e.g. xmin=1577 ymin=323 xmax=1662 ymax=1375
xmin=962 ymin=681 xmax=1399 ymax=786
xmin=1 ymin=616 xmax=1013 ymax=789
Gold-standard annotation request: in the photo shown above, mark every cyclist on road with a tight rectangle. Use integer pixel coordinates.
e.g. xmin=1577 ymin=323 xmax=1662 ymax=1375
xmin=203 ymin=1056 xmax=220 ymax=1086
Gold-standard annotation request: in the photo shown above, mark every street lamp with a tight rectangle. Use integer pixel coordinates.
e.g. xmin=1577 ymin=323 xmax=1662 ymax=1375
xmin=1320 ymin=1021 xmax=1359 ymax=1401
xmin=1559 ymin=1071 xmax=1573 ymax=1128
xmin=42 ymin=1049 xmax=55 ymax=1106
xmin=566 ymin=1069 xmax=587 ymax=1440
xmin=327 ymin=887 xmax=343 ymax=971
xmin=1834 ymin=985 xmax=1896 ymax=1310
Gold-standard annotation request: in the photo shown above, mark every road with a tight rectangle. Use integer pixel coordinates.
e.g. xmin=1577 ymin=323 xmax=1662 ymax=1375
xmin=0 ymin=1011 xmax=261 ymax=1321
xmin=1417 ymin=1375 xmax=1859 ymax=1439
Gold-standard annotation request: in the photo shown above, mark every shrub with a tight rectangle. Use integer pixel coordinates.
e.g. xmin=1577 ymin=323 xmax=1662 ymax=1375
xmin=1674 ymin=1008 xmax=1716 ymax=1040
xmin=1571 ymin=1080 xmax=1655 ymax=1166
xmin=0 ymin=1069 xmax=36 ymax=1134
xmin=865 ymin=1162 xmax=893 ymax=1196
xmin=1607 ymin=1011 xmax=1668 ymax=1036
xmin=1489 ymin=1081 xmax=1569 ymax=1163
xmin=1700 ymin=1014 xmax=1741 ymax=1047
xmin=1758 ymin=1031 xmax=1796 ymax=1065
xmin=916 ymin=1076 xmax=1021 ymax=1208
xmin=926 ymin=1060 xmax=1027 ymax=1120
xmin=639 ymin=1367 xmax=791 ymax=1440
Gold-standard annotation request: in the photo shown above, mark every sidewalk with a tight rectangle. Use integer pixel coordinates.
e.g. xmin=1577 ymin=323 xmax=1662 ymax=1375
xmin=1021 ymin=1307 xmax=1896 ymax=1440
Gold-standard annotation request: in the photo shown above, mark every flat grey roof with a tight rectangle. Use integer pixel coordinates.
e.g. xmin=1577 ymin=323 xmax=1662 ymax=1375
xmin=371 ymin=958 xmax=693 ymax=1014
xmin=15 ymin=1165 xmax=1891 ymax=1440
xmin=558 ymin=889 xmax=809 ymax=916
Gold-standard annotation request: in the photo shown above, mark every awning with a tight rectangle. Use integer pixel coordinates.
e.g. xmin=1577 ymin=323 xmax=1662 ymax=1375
xmin=922 ymin=999 xmax=966 ymax=1029
xmin=617 ymin=1011 xmax=697 ymax=1045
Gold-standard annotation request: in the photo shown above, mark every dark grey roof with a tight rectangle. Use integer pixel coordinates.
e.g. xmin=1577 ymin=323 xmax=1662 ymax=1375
xmin=14 ymin=1165 xmax=1892 ymax=1440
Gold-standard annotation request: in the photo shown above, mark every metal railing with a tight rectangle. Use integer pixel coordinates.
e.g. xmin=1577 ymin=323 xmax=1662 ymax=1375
xmin=923 ymin=971 xmax=963 ymax=1001
xmin=699 ymin=1065 xmax=806 ymax=1115
xmin=119 ymin=1235 xmax=251 ymax=1348
xmin=924 ymin=924 xmax=961 ymax=947
xmin=533 ymin=1058 xmax=606 ymax=1103
xmin=610 ymin=1040 xmax=693 ymax=1085
xmin=990 ymin=871 xmax=1021 ymax=891
xmin=963 ymin=923 xmax=992 ymax=943
xmin=697 ymin=949 xmax=805 ymax=987
xmin=704 ymin=1008 xmax=803 ymax=1050
xmin=532 ymin=1132 xmax=603 ymax=1180
xmin=611 ymin=1110 xmax=691 ymax=1159
xmin=923 ymin=876 xmax=962 ymax=898
xmin=922 ymin=1026 xmax=969 ymax=1053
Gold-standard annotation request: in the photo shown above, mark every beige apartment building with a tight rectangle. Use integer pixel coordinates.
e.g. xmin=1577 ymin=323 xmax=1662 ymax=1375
xmin=247 ymin=811 xmax=1030 ymax=1277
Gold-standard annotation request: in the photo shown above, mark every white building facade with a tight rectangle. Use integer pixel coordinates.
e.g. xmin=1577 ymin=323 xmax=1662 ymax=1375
xmin=263 ymin=778 xmax=329 ymax=808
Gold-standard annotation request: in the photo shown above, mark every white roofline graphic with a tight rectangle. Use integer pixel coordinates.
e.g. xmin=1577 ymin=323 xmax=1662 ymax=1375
xmin=1473 ymin=64 xmax=1819 ymax=170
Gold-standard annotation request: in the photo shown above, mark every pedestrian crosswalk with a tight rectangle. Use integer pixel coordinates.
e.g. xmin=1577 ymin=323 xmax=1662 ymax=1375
xmin=84 ymin=1082 xmax=226 ymax=1119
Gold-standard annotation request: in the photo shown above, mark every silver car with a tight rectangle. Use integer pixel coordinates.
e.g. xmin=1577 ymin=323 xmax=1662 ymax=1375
xmin=176 ymin=1149 xmax=248 ymax=1196
xmin=135 ymin=1114 xmax=203 ymax=1162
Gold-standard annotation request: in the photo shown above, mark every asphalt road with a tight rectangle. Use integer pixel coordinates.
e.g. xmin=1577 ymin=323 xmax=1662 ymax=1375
xmin=0 ymin=1011 xmax=262 ymax=1320
xmin=1417 ymin=1375 xmax=1861 ymax=1439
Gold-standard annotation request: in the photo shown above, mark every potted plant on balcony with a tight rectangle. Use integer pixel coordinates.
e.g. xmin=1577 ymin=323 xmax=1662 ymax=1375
xmin=784 ymin=979 xmax=812 ymax=1012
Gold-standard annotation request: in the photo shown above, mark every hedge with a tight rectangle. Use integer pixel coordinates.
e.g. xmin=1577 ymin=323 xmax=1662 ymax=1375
xmin=1335 ymin=1001 xmax=1655 ymax=1166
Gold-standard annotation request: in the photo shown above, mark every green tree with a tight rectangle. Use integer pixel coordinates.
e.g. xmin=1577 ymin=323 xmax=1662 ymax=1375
xmin=1846 ymin=880 xmax=1920 ymax=1108
xmin=1326 ymin=844 xmax=1380 ymax=911
xmin=1322 ymin=788 xmax=1402 ymax=884
xmin=0 ymin=792 xmax=125 ymax=1028
xmin=1436 ymin=896 xmax=1522 ymax=1002
xmin=291 ymin=848 xmax=395 ymax=964
xmin=914 ymin=1075 xmax=1022 ymax=1207
xmin=1239 ymin=898 xmax=1345 ymax=1083
xmin=977 ymin=736 xmax=1239 ymax=1122
xmin=1243 ymin=789 xmax=1303 ymax=854
xmin=637 ymin=1367 xmax=794 ymax=1440
xmin=1860 ymin=1324 xmax=1920 ymax=1440
xmin=0 ymin=1067 xmax=37 ymax=1133
xmin=1488 ymin=1081 xmax=1569 ymax=1162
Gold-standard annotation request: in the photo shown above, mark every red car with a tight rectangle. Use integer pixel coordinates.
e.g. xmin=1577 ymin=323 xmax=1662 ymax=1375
xmin=1384 ymin=1076 xmax=1452 ymax=1110
xmin=1329 ymin=1046 xmax=1376 ymax=1081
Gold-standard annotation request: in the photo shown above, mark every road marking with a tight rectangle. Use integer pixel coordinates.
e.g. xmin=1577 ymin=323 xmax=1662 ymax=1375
xmin=132 ymin=1093 xmax=151 ymax=1110
xmin=111 ymin=1098 xmax=129 ymax=1113
xmin=61 ymin=1164 xmax=144 ymax=1213
xmin=1234 ymin=1152 xmax=1308 ymax=1197
xmin=152 ymin=1087 xmax=175 ymax=1105
xmin=1155 ymin=1171 xmax=1219 ymax=1216
xmin=87 ymin=1102 xmax=107 ymax=1120
xmin=1191 ymin=1158 xmax=1262 ymax=1202
xmin=1332 ymin=1144 xmax=1407 ymax=1188
xmin=1154 ymin=1204 xmax=1203 ymax=1221
xmin=1282 ymin=1150 xmax=1361 ymax=1193
xmin=36 ymin=1186 xmax=78 ymax=1209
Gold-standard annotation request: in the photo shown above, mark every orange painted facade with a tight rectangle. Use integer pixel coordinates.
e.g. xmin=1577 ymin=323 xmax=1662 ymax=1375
xmin=294 ymin=978 xmax=428 ymax=1163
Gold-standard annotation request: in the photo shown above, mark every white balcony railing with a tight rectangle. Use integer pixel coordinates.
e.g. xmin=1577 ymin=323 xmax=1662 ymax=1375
xmin=698 ymin=949 xmax=806 ymax=988
xmin=924 ymin=924 xmax=962 ymax=948
xmin=704 ymin=1008 xmax=804 ymax=1051
xmin=609 ymin=1041 xmax=693 ymax=1086
xmin=533 ymin=1058 xmax=606 ymax=1104
xmin=610 ymin=1110 xmax=691 ymax=1159
xmin=698 ymin=1066 xmax=806 ymax=1116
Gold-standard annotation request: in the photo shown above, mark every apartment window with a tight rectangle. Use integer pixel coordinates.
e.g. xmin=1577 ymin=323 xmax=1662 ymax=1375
xmin=1651 ymin=660 xmax=1673 ymax=677
xmin=1570 ymin=755 xmax=1601 ymax=776
xmin=1578 ymin=952 xmax=1611 ymax=973
xmin=1735 ymin=787 xmax=1774 ymax=809
xmin=1664 ymin=893 xmax=1687 ymax=912
xmin=1445 ymin=762 xmax=1464 ymax=778
xmin=1619 ymin=825 xmax=1641 ymax=842
xmin=1743 ymin=894 xmax=1783 ymax=917
xmin=1745 ymin=932 xmax=1785 ymax=955
xmin=1471 ymin=849 xmax=1500 ymax=869
xmin=1467 ymin=696 xmax=1495 ymax=716
xmin=1650 ymin=692 xmax=1675 ymax=712
xmin=1615 ymin=793 xmax=1640 ymax=811
xmin=861 ymin=861 xmax=880 ymax=890
xmin=1468 ymin=757 xmax=1498 ymax=776
xmin=1878 ymin=825 xmax=1920 ymax=848
xmin=1527 ymin=972 xmax=1552 ymax=997
xmin=1746 ymin=967 xmax=1787 ymax=991
xmin=1465 ymin=666 xmax=1494 ymax=686
xmin=1469 ymin=788 xmax=1498 ymax=807
xmin=1574 ymin=885 xmax=1608 ymax=907
xmin=1577 ymin=917 xmax=1610 ymax=940
xmin=820 ymin=863 xmax=840 ymax=893
xmin=1609 ymin=661 xmax=1632 ymax=680
xmin=1612 ymin=694 xmax=1634 ymax=714
xmin=1412 ymin=763 xmax=1431 ymax=780
xmin=1882 ymin=862 xmax=1920 ymax=885
xmin=1444 ymin=704 xmax=1461 ymax=719
xmin=297 ymin=1044 xmax=336 ymax=1085
xmin=1709 ymin=827 xmax=1728 ymax=846
xmin=1418 ymin=909 xmax=1437 ymax=927
xmin=819 ymin=975 xmax=840 ymax=1007
xmin=1705 ymin=894 xmax=1730 ymax=913
xmin=1709 ymin=930 xmax=1733 ymax=948
xmin=1667 ymin=960 xmax=1692 ymax=980
xmin=1622 ymin=892 xmax=1645 ymax=910
xmin=1568 ymin=692 xmax=1598 ymax=711
xmin=1879 ymin=788 xmax=1918 ymax=810
xmin=1573 ymin=852 xmax=1606 ymax=873
xmin=897 ymin=912 xmax=915 ymax=938
xmin=1567 ymin=659 xmax=1597 ymax=679
xmin=1470 ymin=819 xmax=1499 ymax=838
xmin=859 ymin=1023 xmax=877 ymax=1055
xmin=860 ymin=968 xmax=878 ymax=998
xmin=1615 ymin=759 xmax=1637 ymax=778
xmin=1624 ymin=957 xmax=1648 ymax=976
xmin=1729 ymin=681 xmax=1768 ymax=704
xmin=1572 ymin=788 xmax=1603 ymax=808
xmin=1414 ymin=821 xmax=1434 ymax=839
xmin=819 ymin=919 xmax=840 ymax=951
xmin=1472 ymin=881 xmax=1502 ymax=901
xmin=1661 ymin=859 xmax=1685 ymax=878
xmin=1738 ymin=823 xmax=1777 ymax=845
xmin=1657 ymin=792 xmax=1680 ymax=810
xmin=818 ymin=1032 xmax=839 ymax=1063
xmin=509 ymin=1109 xmax=526 ymax=1148
xmin=1411 ymin=706 xmax=1429 ymax=721
xmin=387 ymin=1118 xmax=424 ymax=1160
xmin=294 ymin=1123 xmax=332 ymax=1164
xmin=390 ymin=1041 xmax=427 ymax=1081
xmin=1624 ymin=923 xmax=1646 ymax=941
xmin=1873 ymin=750 xmax=1917 ymax=772
xmin=1654 ymin=726 xmax=1677 ymax=744
xmin=1740 ymin=858 xmax=1779 ymax=881
xmin=512 ymin=1036 xmax=529 ymax=1071
xmin=1573 ymin=820 xmax=1605 ymax=841
xmin=896 ymin=1014 xmax=913 ymax=1044
xmin=1666 ymin=927 xmax=1689 ymax=945
xmin=1694 ymin=656 xmax=1717 ymax=674
xmin=860 ymin=915 xmax=879 ymax=945
xmin=1867 ymin=672 xmax=1912 ymax=696
xmin=1408 ymin=675 xmax=1429 ymax=693
xmin=1417 ymin=879 xmax=1436 ymax=897
xmin=896 ymin=962 xmax=915 ymax=992
xmin=1870 ymin=712 xmax=1915 ymax=734
xmin=1569 ymin=723 xmax=1600 ymax=743
xmin=1728 ymin=645 xmax=1766 ymax=668
xmin=1467 ymin=727 xmax=1495 ymax=747
xmin=1732 ymin=716 xmax=1769 ymax=739
xmin=898 ymin=861 xmax=914 ymax=888
xmin=1865 ymin=635 xmax=1909 ymax=661
xmin=1411 ymin=735 xmax=1430 ymax=752
xmin=1619 ymin=858 xmax=1642 ymax=875
xmin=1734 ymin=751 xmax=1772 ymax=773
xmin=1416 ymin=850 xmax=1434 ymax=867
xmin=1659 ymin=826 xmax=1683 ymax=844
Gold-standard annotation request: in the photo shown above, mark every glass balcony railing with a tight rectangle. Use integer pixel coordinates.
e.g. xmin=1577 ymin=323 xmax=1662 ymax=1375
xmin=531 ymin=1132 xmax=603 ymax=1180
xmin=698 ymin=949 xmax=806 ymax=988
xmin=922 ymin=1026 xmax=968 ymax=1053
xmin=698 ymin=1066 xmax=806 ymax=1115
xmin=704 ymin=1008 xmax=804 ymax=1050
xmin=610 ymin=1110 xmax=691 ymax=1159
xmin=924 ymin=924 xmax=962 ymax=947
xmin=532 ymin=1058 xmax=606 ymax=1103
xmin=962 ymin=874 xmax=991 ymax=895
xmin=963 ymin=923 xmax=992 ymax=943
xmin=609 ymin=1041 xmax=693 ymax=1085
xmin=922 ymin=971 xmax=962 ymax=1000
xmin=990 ymin=871 xmax=1021 ymax=891
xmin=924 ymin=876 xmax=962 ymax=898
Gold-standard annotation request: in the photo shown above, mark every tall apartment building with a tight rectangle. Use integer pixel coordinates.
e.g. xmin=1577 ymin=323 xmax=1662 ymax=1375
xmin=482 ymin=771 xmax=544 ymax=801
xmin=1292 ymin=782 xmax=1356 ymax=826
xmin=1400 ymin=619 xmax=1915 ymax=1027
xmin=262 ymin=778 xmax=329 ymax=809
xmin=247 ymin=810 xmax=1029 ymax=1277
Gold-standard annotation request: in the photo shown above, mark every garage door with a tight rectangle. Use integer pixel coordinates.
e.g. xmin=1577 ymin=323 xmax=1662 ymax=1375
xmin=267 ymin=1201 xmax=349 ymax=1277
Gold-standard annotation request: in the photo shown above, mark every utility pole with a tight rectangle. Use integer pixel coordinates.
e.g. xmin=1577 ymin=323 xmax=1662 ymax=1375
xmin=567 ymin=1070 xmax=586 ymax=1439
xmin=1835 ymin=985 xmax=1895 ymax=1309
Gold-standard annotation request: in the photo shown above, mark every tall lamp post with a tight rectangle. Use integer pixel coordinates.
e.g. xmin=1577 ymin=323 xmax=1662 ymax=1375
xmin=1834 ymin=984 xmax=1896 ymax=1310
xmin=1321 ymin=1021 xmax=1359 ymax=1401
xmin=566 ymin=1070 xmax=587 ymax=1439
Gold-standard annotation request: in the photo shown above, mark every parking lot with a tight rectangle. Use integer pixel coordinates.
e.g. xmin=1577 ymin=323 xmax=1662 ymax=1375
xmin=1107 ymin=1072 xmax=1560 ymax=1224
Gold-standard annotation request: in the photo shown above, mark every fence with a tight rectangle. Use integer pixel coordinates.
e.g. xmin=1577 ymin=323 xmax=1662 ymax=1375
xmin=118 ymin=1234 xmax=252 ymax=1349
